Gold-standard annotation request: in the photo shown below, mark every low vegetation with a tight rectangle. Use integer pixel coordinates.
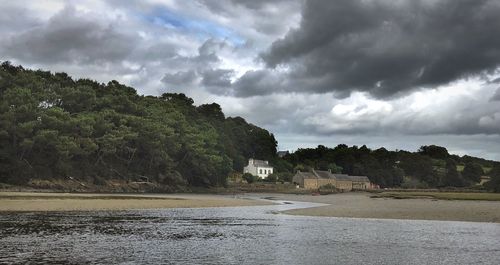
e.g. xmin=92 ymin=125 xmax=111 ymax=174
xmin=372 ymin=191 xmax=500 ymax=201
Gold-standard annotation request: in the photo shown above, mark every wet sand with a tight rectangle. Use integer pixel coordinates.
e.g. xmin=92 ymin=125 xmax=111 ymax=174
xmin=267 ymin=192 xmax=500 ymax=223
xmin=0 ymin=192 xmax=272 ymax=212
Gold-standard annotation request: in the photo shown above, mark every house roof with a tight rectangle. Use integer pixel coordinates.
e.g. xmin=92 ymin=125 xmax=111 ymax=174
xmin=251 ymin=159 xmax=273 ymax=168
xmin=294 ymin=171 xmax=317 ymax=179
xmin=294 ymin=170 xmax=370 ymax=182
xmin=349 ymin=176 xmax=370 ymax=182
xmin=313 ymin=170 xmax=335 ymax=179
xmin=332 ymin=174 xmax=351 ymax=181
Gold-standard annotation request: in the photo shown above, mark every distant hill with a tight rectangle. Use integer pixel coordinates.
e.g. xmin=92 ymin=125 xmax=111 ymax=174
xmin=0 ymin=62 xmax=277 ymax=190
xmin=281 ymin=144 xmax=500 ymax=189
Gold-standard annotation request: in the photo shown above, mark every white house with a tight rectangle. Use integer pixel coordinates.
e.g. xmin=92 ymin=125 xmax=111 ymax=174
xmin=243 ymin=158 xmax=273 ymax=179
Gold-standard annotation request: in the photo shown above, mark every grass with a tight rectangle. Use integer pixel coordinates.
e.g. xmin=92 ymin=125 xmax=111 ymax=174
xmin=373 ymin=191 xmax=500 ymax=201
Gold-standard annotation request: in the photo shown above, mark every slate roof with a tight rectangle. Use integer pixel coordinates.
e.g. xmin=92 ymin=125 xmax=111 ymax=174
xmin=294 ymin=171 xmax=317 ymax=179
xmin=313 ymin=170 xmax=335 ymax=179
xmin=295 ymin=170 xmax=369 ymax=182
xmin=349 ymin=176 xmax=370 ymax=182
xmin=251 ymin=159 xmax=273 ymax=168
xmin=332 ymin=174 xmax=351 ymax=181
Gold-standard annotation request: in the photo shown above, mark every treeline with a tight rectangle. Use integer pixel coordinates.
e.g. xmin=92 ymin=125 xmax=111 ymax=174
xmin=282 ymin=144 xmax=500 ymax=189
xmin=0 ymin=62 xmax=277 ymax=189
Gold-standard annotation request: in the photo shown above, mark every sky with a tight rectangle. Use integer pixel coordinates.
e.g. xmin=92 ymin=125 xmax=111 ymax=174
xmin=1 ymin=0 xmax=500 ymax=160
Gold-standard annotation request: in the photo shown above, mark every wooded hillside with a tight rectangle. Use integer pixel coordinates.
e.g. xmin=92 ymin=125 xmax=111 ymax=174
xmin=0 ymin=62 xmax=277 ymax=189
xmin=283 ymin=144 xmax=500 ymax=189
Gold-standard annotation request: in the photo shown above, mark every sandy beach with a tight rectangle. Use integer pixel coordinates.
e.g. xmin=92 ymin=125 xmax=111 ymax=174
xmin=265 ymin=192 xmax=500 ymax=223
xmin=0 ymin=192 xmax=272 ymax=212
xmin=2 ymin=191 xmax=500 ymax=223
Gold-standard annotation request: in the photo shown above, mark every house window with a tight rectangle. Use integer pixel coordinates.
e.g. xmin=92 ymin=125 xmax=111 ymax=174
xmin=259 ymin=169 xmax=262 ymax=174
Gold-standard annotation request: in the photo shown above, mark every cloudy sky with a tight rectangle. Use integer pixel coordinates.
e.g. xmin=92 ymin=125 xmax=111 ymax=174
xmin=2 ymin=0 xmax=500 ymax=160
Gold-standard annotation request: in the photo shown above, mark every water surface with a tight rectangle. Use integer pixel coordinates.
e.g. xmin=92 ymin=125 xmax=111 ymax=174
xmin=1 ymin=198 xmax=499 ymax=264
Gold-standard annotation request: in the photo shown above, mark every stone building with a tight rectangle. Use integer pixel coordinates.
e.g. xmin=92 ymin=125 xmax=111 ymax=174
xmin=292 ymin=169 xmax=372 ymax=191
xmin=243 ymin=158 xmax=274 ymax=179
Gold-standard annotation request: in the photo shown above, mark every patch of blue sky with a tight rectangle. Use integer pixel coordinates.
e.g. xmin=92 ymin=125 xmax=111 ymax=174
xmin=141 ymin=8 xmax=245 ymax=46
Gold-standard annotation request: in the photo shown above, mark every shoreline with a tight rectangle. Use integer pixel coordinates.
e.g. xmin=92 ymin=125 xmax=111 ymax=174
xmin=266 ymin=192 xmax=500 ymax=223
xmin=2 ymin=191 xmax=500 ymax=223
xmin=0 ymin=192 xmax=273 ymax=212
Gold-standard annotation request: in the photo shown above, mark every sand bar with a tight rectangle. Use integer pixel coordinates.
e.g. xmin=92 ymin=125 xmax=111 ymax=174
xmin=266 ymin=192 xmax=500 ymax=223
xmin=0 ymin=192 xmax=272 ymax=212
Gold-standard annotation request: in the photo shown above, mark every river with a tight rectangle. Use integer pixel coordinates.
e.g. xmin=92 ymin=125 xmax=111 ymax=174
xmin=1 ymin=198 xmax=499 ymax=264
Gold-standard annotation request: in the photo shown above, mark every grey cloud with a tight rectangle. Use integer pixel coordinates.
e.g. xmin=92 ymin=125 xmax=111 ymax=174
xmin=201 ymin=69 xmax=232 ymax=87
xmin=491 ymin=88 xmax=500 ymax=101
xmin=233 ymin=70 xmax=286 ymax=97
xmin=261 ymin=0 xmax=500 ymax=98
xmin=1 ymin=5 xmax=137 ymax=64
xmin=161 ymin=70 xmax=198 ymax=87
xmin=0 ymin=5 xmax=40 ymax=34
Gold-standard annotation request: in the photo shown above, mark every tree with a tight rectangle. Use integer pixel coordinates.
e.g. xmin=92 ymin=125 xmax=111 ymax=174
xmin=265 ymin=173 xmax=278 ymax=182
xmin=418 ymin=145 xmax=450 ymax=160
xmin=441 ymin=159 xmax=465 ymax=187
xmin=0 ymin=62 xmax=280 ymax=189
xmin=242 ymin=173 xmax=258 ymax=184
xmin=486 ymin=165 xmax=500 ymax=192
xmin=462 ymin=162 xmax=483 ymax=183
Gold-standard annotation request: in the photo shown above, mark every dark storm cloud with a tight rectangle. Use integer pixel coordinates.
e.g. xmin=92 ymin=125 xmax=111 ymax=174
xmin=260 ymin=0 xmax=500 ymax=98
xmin=1 ymin=6 xmax=137 ymax=64
xmin=233 ymin=70 xmax=286 ymax=97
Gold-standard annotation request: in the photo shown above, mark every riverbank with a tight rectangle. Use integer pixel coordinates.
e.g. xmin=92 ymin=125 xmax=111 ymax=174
xmin=266 ymin=192 xmax=500 ymax=223
xmin=0 ymin=192 xmax=272 ymax=212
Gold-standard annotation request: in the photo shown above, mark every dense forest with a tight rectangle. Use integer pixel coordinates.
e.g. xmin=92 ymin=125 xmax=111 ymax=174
xmin=1 ymin=62 xmax=500 ymax=192
xmin=0 ymin=62 xmax=277 ymax=189
xmin=281 ymin=144 xmax=500 ymax=190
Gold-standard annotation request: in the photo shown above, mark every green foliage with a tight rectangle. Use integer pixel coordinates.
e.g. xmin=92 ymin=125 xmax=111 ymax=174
xmin=462 ymin=162 xmax=483 ymax=183
xmin=265 ymin=173 xmax=278 ymax=182
xmin=284 ymin=144 xmax=497 ymax=188
xmin=0 ymin=62 xmax=277 ymax=188
xmin=440 ymin=159 xmax=465 ymax=187
xmin=242 ymin=173 xmax=258 ymax=184
xmin=274 ymin=172 xmax=294 ymax=182
xmin=486 ymin=165 xmax=500 ymax=193
xmin=320 ymin=183 xmax=336 ymax=190
xmin=418 ymin=145 xmax=450 ymax=160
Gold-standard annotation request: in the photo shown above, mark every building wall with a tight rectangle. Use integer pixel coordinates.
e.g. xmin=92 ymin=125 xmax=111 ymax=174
xmin=292 ymin=174 xmax=304 ymax=187
xmin=244 ymin=161 xmax=273 ymax=179
xmin=336 ymin=180 xmax=353 ymax=191
xmin=303 ymin=179 xmax=319 ymax=189
xmin=317 ymin=179 xmax=336 ymax=188
xmin=243 ymin=164 xmax=257 ymax=175
xmin=256 ymin=167 xmax=273 ymax=179
xmin=352 ymin=181 xmax=370 ymax=190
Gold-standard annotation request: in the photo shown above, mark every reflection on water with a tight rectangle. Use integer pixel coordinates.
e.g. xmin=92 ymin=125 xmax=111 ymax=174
xmin=1 ymin=198 xmax=500 ymax=265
